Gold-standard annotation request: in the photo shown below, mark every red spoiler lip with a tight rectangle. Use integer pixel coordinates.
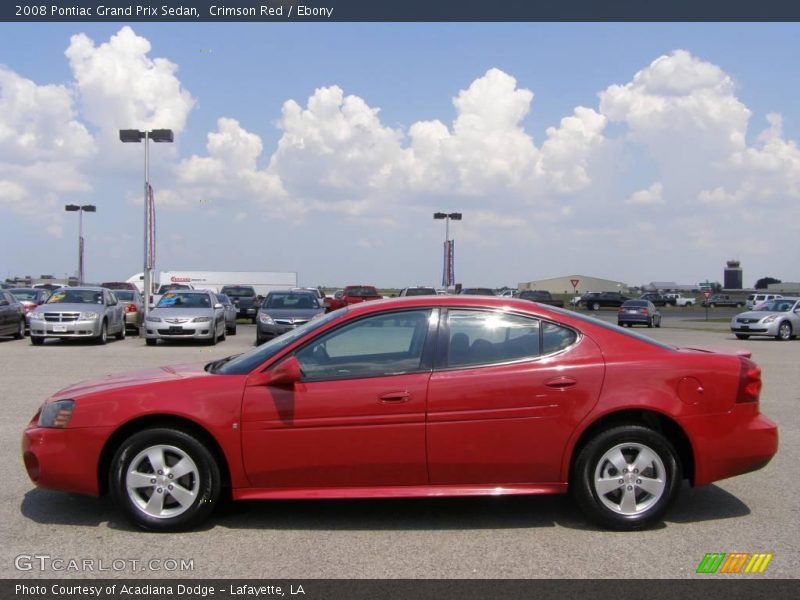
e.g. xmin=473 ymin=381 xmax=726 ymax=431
xmin=680 ymin=346 xmax=752 ymax=359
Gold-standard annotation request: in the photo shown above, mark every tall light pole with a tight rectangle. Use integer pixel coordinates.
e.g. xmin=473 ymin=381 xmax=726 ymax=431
xmin=119 ymin=128 xmax=174 ymax=325
xmin=433 ymin=211 xmax=462 ymax=292
xmin=64 ymin=204 xmax=96 ymax=285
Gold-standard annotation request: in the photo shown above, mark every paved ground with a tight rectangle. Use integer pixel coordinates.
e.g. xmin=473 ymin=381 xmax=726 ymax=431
xmin=1 ymin=316 xmax=797 ymax=579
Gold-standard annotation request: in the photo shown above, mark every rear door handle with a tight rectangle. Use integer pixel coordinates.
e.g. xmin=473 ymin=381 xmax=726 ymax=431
xmin=545 ymin=376 xmax=577 ymax=389
xmin=379 ymin=391 xmax=411 ymax=403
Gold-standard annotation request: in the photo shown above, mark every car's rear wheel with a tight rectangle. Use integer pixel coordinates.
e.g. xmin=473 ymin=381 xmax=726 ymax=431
xmin=572 ymin=425 xmax=681 ymax=530
xmin=110 ymin=428 xmax=221 ymax=532
xmin=655 ymin=317 xmax=661 ymax=328
xmin=592 ymin=302 xmax=600 ymax=311
xmin=777 ymin=321 xmax=792 ymax=341
xmin=116 ymin=322 xmax=126 ymax=340
xmin=14 ymin=318 xmax=25 ymax=339
xmin=735 ymin=334 xmax=750 ymax=340
xmin=647 ymin=318 xmax=653 ymax=328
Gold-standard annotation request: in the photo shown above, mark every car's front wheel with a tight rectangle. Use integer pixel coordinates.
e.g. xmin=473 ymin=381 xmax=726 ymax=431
xmin=592 ymin=302 xmax=600 ymax=311
xmin=109 ymin=428 xmax=222 ymax=532
xmin=95 ymin=321 xmax=108 ymax=345
xmin=572 ymin=425 xmax=681 ymax=531
xmin=777 ymin=321 xmax=793 ymax=341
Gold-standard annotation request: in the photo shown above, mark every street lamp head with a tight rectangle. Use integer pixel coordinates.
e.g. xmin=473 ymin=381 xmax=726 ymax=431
xmin=64 ymin=204 xmax=80 ymax=212
xmin=149 ymin=129 xmax=174 ymax=143
xmin=449 ymin=212 xmax=463 ymax=220
xmin=433 ymin=212 xmax=447 ymax=220
xmin=81 ymin=205 xmax=97 ymax=213
xmin=119 ymin=129 xmax=145 ymax=143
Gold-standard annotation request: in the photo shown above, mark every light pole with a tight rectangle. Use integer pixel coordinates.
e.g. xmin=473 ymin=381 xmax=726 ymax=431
xmin=433 ymin=211 xmax=462 ymax=292
xmin=119 ymin=128 xmax=174 ymax=325
xmin=64 ymin=204 xmax=96 ymax=285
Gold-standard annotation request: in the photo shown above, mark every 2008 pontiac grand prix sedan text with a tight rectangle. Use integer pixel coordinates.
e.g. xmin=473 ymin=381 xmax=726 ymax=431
xmin=22 ymin=296 xmax=778 ymax=532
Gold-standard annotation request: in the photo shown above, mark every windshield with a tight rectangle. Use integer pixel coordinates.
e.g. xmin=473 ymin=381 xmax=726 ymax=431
xmin=217 ymin=310 xmax=342 ymax=374
xmin=221 ymin=286 xmax=256 ymax=297
xmin=46 ymin=289 xmax=104 ymax=304
xmin=10 ymin=290 xmax=38 ymax=301
xmin=759 ymin=299 xmax=796 ymax=312
xmin=156 ymin=292 xmax=211 ymax=308
xmin=264 ymin=292 xmax=320 ymax=309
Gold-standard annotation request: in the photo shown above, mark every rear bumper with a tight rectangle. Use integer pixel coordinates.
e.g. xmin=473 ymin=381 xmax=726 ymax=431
xmin=683 ymin=405 xmax=778 ymax=486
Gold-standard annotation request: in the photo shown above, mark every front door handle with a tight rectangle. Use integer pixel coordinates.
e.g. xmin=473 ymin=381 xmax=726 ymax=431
xmin=545 ymin=376 xmax=577 ymax=389
xmin=379 ymin=391 xmax=411 ymax=403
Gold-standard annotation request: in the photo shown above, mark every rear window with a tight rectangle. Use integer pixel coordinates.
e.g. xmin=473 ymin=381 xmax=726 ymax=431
xmin=115 ymin=291 xmax=135 ymax=301
xmin=346 ymin=286 xmax=379 ymax=297
xmin=622 ymin=300 xmax=649 ymax=307
xmin=221 ymin=286 xmax=256 ymax=297
xmin=403 ymin=288 xmax=436 ymax=296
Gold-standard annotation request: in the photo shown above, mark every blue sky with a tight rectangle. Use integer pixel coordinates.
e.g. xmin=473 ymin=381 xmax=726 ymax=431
xmin=1 ymin=23 xmax=799 ymax=288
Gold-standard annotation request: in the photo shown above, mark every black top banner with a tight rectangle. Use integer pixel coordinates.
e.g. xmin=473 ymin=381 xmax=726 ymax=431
xmin=4 ymin=0 xmax=800 ymax=23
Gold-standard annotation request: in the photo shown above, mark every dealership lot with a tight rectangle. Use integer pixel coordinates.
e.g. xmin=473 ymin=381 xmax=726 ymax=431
xmin=1 ymin=315 xmax=797 ymax=578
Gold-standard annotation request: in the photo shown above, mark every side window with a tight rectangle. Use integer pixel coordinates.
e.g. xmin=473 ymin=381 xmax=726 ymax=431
xmin=446 ymin=310 xmax=541 ymax=368
xmin=542 ymin=322 xmax=578 ymax=354
xmin=296 ymin=309 xmax=433 ymax=381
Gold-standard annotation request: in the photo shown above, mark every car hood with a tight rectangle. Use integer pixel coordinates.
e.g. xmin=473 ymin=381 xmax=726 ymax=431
xmin=735 ymin=310 xmax=785 ymax=320
xmin=53 ymin=362 xmax=210 ymax=399
xmin=260 ymin=307 xmax=324 ymax=319
xmin=150 ymin=307 xmax=214 ymax=318
xmin=34 ymin=303 xmax=103 ymax=313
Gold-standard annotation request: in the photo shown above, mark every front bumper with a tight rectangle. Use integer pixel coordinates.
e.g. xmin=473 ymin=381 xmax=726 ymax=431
xmin=731 ymin=321 xmax=775 ymax=336
xmin=145 ymin=321 xmax=215 ymax=340
xmin=22 ymin=424 xmax=113 ymax=496
xmin=29 ymin=319 xmax=102 ymax=338
xmin=256 ymin=322 xmax=301 ymax=341
xmin=683 ymin=405 xmax=778 ymax=486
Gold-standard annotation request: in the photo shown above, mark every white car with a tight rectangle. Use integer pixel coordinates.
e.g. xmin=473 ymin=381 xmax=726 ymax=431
xmin=731 ymin=297 xmax=800 ymax=341
xmin=746 ymin=293 xmax=782 ymax=310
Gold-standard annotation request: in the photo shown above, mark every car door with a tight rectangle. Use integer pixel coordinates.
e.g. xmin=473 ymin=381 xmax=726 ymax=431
xmin=426 ymin=309 xmax=605 ymax=485
xmin=0 ymin=292 xmax=12 ymax=333
xmin=240 ymin=308 xmax=436 ymax=488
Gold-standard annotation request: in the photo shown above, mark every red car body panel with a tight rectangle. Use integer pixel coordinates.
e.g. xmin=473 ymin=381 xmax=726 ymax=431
xmin=23 ymin=296 xmax=778 ymax=506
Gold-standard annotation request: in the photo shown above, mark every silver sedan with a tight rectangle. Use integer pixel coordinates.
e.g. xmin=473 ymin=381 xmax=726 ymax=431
xmin=730 ymin=297 xmax=800 ymax=341
xmin=144 ymin=291 xmax=226 ymax=346
xmin=28 ymin=287 xmax=126 ymax=345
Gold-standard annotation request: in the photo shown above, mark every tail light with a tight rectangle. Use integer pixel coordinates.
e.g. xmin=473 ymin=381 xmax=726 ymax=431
xmin=618 ymin=308 xmax=625 ymax=314
xmin=126 ymin=303 xmax=138 ymax=313
xmin=641 ymin=309 xmax=649 ymax=316
xmin=736 ymin=357 xmax=762 ymax=404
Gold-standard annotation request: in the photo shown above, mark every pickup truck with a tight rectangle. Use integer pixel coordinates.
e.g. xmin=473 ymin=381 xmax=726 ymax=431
xmin=324 ymin=285 xmax=383 ymax=312
xmin=664 ymin=293 xmax=696 ymax=307
xmin=518 ymin=290 xmax=565 ymax=308
xmin=702 ymin=294 xmax=744 ymax=308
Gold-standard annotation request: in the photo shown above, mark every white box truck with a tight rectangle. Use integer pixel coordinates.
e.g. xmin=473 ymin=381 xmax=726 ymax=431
xmin=127 ymin=271 xmax=298 ymax=297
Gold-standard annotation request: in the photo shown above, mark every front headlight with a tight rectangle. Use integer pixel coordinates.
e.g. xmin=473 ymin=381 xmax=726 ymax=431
xmin=763 ymin=315 xmax=778 ymax=323
xmin=38 ymin=399 xmax=75 ymax=428
xmin=30 ymin=312 xmax=45 ymax=321
xmin=258 ymin=313 xmax=275 ymax=325
xmin=79 ymin=312 xmax=99 ymax=320
xmin=146 ymin=315 xmax=162 ymax=323
xmin=192 ymin=316 xmax=212 ymax=323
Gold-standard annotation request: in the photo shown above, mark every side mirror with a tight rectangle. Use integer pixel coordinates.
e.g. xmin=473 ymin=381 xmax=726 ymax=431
xmin=269 ymin=356 xmax=303 ymax=386
xmin=214 ymin=303 xmax=223 ymax=309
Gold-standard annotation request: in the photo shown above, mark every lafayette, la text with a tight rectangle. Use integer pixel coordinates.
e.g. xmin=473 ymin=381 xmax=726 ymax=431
xmin=17 ymin=583 xmax=305 ymax=597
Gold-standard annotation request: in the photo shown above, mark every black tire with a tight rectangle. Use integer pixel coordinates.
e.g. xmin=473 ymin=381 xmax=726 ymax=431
xmin=30 ymin=335 xmax=44 ymax=346
xmin=647 ymin=318 xmax=653 ymax=328
xmin=592 ymin=302 xmax=600 ymax=311
xmin=207 ymin=328 xmax=217 ymax=346
xmin=655 ymin=317 xmax=661 ymax=328
xmin=572 ymin=425 xmax=681 ymax=531
xmin=736 ymin=303 xmax=743 ymax=308
xmin=227 ymin=324 xmax=237 ymax=336
xmin=709 ymin=303 xmax=716 ymax=308
xmin=116 ymin=322 xmax=126 ymax=341
xmin=777 ymin=321 xmax=792 ymax=342
xmin=145 ymin=338 xmax=157 ymax=346
xmin=95 ymin=321 xmax=108 ymax=345
xmin=14 ymin=318 xmax=25 ymax=340
xmin=109 ymin=428 xmax=221 ymax=532
xmin=735 ymin=334 xmax=750 ymax=340
xmin=219 ymin=322 xmax=226 ymax=342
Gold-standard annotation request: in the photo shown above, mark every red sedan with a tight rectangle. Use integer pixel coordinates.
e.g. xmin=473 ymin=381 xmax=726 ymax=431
xmin=22 ymin=296 xmax=777 ymax=531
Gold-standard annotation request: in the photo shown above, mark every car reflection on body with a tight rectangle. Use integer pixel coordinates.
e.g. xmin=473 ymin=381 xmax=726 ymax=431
xmin=144 ymin=290 xmax=226 ymax=346
xmin=256 ymin=289 xmax=324 ymax=345
xmin=731 ymin=297 xmax=800 ymax=341
xmin=28 ymin=287 xmax=126 ymax=345
xmin=22 ymin=296 xmax=777 ymax=532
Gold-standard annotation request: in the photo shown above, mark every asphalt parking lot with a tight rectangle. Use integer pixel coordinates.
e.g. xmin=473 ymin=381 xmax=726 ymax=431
xmin=1 ymin=312 xmax=797 ymax=579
